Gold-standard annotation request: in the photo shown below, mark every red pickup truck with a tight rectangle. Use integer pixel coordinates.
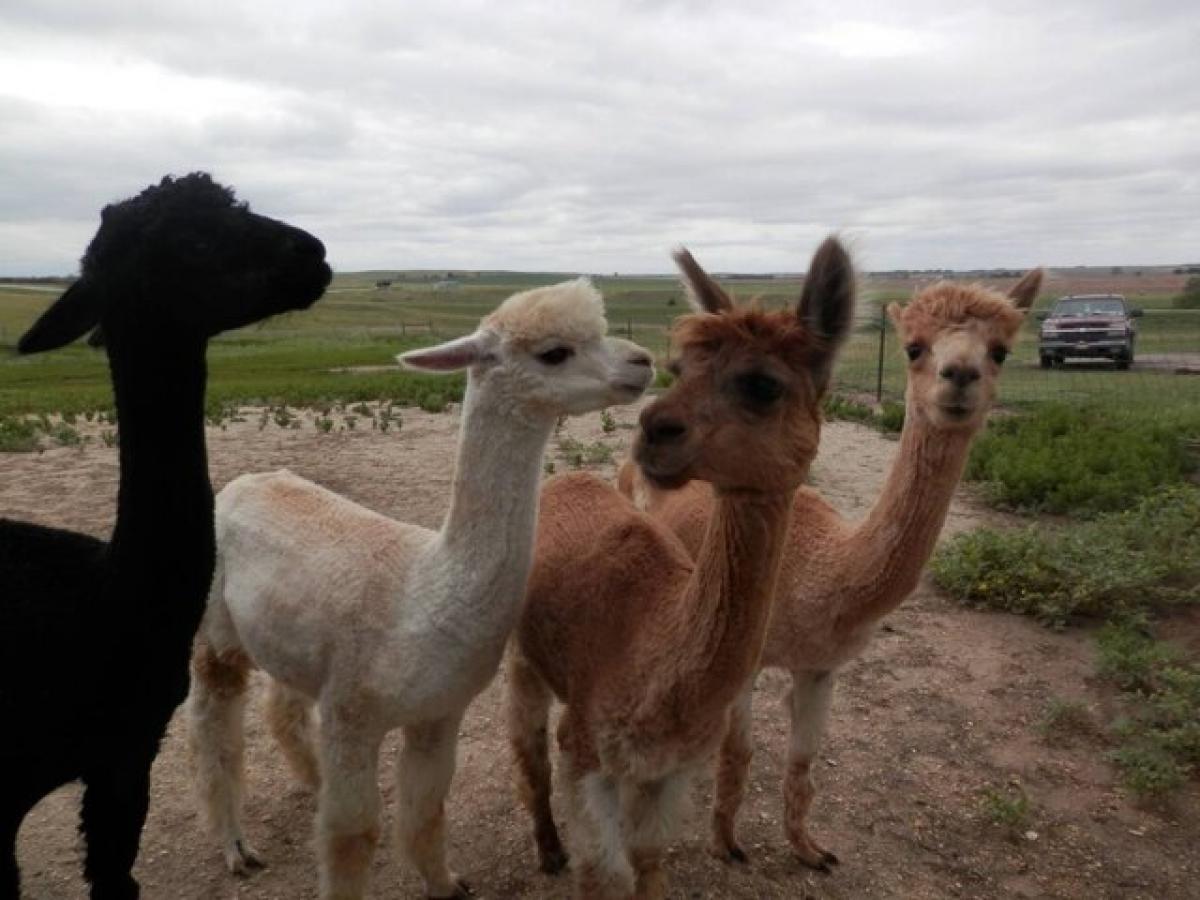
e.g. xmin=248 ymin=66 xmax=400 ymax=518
xmin=1037 ymin=294 xmax=1143 ymax=370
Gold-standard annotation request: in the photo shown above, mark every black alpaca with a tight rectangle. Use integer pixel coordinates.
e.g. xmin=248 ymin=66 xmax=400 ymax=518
xmin=0 ymin=173 xmax=331 ymax=900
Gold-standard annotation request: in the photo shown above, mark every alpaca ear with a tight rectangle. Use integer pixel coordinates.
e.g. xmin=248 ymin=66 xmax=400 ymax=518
xmin=886 ymin=302 xmax=905 ymax=331
xmin=1007 ymin=268 xmax=1043 ymax=311
xmin=398 ymin=332 xmax=493 ymax=372
xmin=798 ymin=236 xmax=856 ymax=394
xmin=672 ymin=248 xmax=733 ymax=313
xmin=17 ymin=280 xmax=105 ymax=354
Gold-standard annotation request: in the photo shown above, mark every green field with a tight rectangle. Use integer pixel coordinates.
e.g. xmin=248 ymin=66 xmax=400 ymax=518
xmin=2 ymin=274 xmax=1197 ymax=417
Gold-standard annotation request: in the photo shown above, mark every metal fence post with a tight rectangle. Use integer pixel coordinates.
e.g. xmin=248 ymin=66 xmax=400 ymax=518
xmin=876 ymin=305 xmax=886 ymax=403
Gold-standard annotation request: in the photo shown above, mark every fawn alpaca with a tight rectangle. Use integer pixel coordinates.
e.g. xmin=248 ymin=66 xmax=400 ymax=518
xmin=187 ymin=280 xmax=654 ymax=900
xmin=509 ymin=238 xmax=855 ymax=899
xmin=0 ymin=173 xmax=330 ymax=900
xmin=623 ymin=270 xmax=1042 ymax=868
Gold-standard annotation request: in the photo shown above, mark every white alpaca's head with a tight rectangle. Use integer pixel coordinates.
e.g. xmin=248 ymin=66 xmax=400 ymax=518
xmin=398 ymin=279 xmax=654 ymax=417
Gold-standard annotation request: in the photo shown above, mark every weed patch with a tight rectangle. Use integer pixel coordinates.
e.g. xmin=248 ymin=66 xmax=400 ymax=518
xmin=1097 ymin=619 xmax=1200 ymax=797
xmin=931 ymin=486 xmax=1200 ymax=625
xmin=966 ymin=404 xmax=1198 ymax=517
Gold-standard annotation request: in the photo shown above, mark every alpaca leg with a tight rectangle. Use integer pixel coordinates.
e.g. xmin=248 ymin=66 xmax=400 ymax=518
xmin=186 ymin=641 xmax=261 ymax=874
xmin=782 ymin=670 xmax=838 ymax=871
xmin=265 ymin=679 xmax=321 ymax=790
xmin=709 ymin=684 xmax=754 ymax=863
xmin=626 ymin=772 xmax=691 ymax=900
xmin=315 ymin=715 xmax=384 ymax=900
xmin=394 ymin=714 xmax=470 ymax=899
xmin=507 ymin=652 xmax=567 ymax=874
xmin=79 ymin=747 xmax=156 ymax=900
xmin=565 ymin=768 xmax=633 ymax=900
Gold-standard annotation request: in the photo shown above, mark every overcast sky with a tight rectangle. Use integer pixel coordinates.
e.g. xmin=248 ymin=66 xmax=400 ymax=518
xmin=2 ymin=0 xmax=1197 ymax=275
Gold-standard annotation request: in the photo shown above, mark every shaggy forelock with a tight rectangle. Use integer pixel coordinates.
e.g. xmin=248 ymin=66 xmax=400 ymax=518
xmin=81 ymin=172 xmax=242 ymax=277
xmin=899 ymin=282 xmax=1025 ymax=337
xmin=673 ymin=308 xmax=821 ymax=368
xmin=485 ymin=278 xmax=607 ymax=346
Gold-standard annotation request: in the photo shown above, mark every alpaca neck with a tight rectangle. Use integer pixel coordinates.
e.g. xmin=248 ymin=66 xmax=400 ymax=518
xmin=437 ymin=374 xmax=554 ymax=629
xmin=839 ymin=399 xmax=978 ymax=625
xmin=659 ymin=487 xmax=794 ymax=720
xmin=107 ymin=334 xmax=214 ymax=594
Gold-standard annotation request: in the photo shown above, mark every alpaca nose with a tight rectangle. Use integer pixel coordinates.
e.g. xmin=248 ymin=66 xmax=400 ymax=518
xmin=939 ymin=363 xmax=980 ymax=389
xmin=627 ymin=349 xmax=653 ymax=368
xmin=640 ymin=407 xmax=687 ymax=445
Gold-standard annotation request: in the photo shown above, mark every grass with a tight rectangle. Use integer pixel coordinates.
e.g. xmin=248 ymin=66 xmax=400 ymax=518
xmin=1097 ymin=619 xmax=1200 ymax=796
xmin=931 ymin=485 xmax=1200 ymax=626
xmin=0 ymin=415 xmax=40 ymax=451
xmin=1037 ymin=698 xmax=1095 ymax=744
xmin=556 ymin=436 xmax=615 ymax=469
xmin=935 ymin=485 xmax=1200 ymax=798
xmin=965 ymin=404 xmax=1199 ymax=517
xmin=822 ymin=394 xmax=905 ymax=434
xmin=0 ymin=334 xmax=466 ymax=418
xmin=5 ymin=276 xmax=1198 ymax=419
xmin=978 ymin=783 xmax=1032 ymax=830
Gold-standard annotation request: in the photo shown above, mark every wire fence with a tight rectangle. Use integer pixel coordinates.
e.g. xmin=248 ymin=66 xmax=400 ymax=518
xmin=625 ymin=306 xmax=1200 ymax=416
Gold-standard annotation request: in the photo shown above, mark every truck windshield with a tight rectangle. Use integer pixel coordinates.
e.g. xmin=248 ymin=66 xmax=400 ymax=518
xmin=1053 ymin=298 xmax=1124 ymax=316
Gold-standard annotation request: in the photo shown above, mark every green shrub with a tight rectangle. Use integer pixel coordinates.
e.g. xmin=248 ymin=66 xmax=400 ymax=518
xmin=1037 ymin=698 xmax=1094 ymax=743
xmin=1098 ymin=619 xmax=1200 ymax=796
xmin=823 ymin=394 xmax=875 ymax=426
xmin=878 ymin=400 xmax=905 ymax=433
xmin=1175 ymin=276 xmax=1200 ymax=309
xmin=978 ymin=783 xmax=1031 ymax=829
xmin=966 ymin=404 xmax=1198 ymax=517
xmin=931 ymin=486 xmax=1200 ymax=625
xmin=0 ymin=416 xmax=40 ymax=452
xmin=418 ymin=391 xmax=449 ymax=413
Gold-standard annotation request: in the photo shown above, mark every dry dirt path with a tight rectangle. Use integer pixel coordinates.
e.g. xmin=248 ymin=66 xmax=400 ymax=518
xmin=3 ymin=401 xmax=1197 ymax=899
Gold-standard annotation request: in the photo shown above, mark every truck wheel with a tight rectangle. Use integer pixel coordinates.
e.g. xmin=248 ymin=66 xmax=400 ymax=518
xmin=1039 ymin=355 xmax=1052 ymax=369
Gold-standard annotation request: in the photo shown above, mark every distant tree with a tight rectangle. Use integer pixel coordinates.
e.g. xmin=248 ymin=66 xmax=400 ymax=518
xmin=1175 ymin=275 xmax=1200 ymax=309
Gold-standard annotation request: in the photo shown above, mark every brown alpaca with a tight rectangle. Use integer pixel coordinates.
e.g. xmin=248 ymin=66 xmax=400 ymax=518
xmin=508 ymin=237 xmax=856 ymax=899
xmin=621 ymin=270 xmax=1042 ymax=870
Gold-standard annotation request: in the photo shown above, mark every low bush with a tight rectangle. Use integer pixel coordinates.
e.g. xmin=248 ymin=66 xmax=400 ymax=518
xmin=823 ymin=393 xmax=905 ymax=433
xmin=1098 ymin=619 xmax=1200 ymax=796
xmin=966 ymin=404 xmax=1198 ymax=517
xmin=0 ymin=415 xmax=40 ymax=452
xmin=931 ymin=486 xmax=1200 ymax=625
xmin=1175 ymin=276 xmax=1200 ymax=309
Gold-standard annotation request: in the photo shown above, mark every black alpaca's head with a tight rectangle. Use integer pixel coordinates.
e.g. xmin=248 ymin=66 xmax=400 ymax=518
xmin=18 ymin=172 xmax=333 ymax=354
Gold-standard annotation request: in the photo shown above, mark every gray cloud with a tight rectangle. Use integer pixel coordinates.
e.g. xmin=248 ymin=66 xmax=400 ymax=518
xmin=1 ymin=0 xmax=1197 ymax=274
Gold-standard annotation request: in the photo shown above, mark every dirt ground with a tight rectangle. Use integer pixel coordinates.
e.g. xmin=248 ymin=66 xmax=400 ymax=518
xmin=3 ymin=400 xmax=1198 ymax=900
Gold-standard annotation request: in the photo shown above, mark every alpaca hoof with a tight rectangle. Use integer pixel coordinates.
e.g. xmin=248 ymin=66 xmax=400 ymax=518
xmin=224 ymin=839 xmax=265 ymax=876
xmin=707 ymin=840 xmax=748 ymax=865
xmin=539 ymin=846 xmax=569 ymax=875
xmin=796 ymin=848 xmax=839 ymax=874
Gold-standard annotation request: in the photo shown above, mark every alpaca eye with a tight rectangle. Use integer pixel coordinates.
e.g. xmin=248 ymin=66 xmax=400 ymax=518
xmin=739 ymin=372 xmax=783 ymax=404
xmin=990 ymin=346 xmax=1009 ymax=365
xmin=537 ymin=347 xmax=574 ymax=365
xmin=905 ymin=343 xmax=925 ymax=362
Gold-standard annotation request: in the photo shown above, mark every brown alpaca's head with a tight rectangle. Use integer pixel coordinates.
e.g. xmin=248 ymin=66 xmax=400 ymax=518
xmin=635 ymin=237 xmax=855 ymax=494
xmin=887 ymin=269 xmax=1042 ymax=432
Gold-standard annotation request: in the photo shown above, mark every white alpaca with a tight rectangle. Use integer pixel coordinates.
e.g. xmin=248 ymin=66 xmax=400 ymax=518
xmin=186 ymin=279 xmax=654 ymax=900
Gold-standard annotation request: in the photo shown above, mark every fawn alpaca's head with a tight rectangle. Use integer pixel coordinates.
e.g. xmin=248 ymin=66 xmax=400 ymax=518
xmin=887 ymin=270 xmax=1041 ymax=431
xmin=399 ymin=279 xmax=654 ymax=418
xmin=19 ymin=172 xmax=331 ymax=354
xmin=636 ymin=236 xmax=855 ymax=494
